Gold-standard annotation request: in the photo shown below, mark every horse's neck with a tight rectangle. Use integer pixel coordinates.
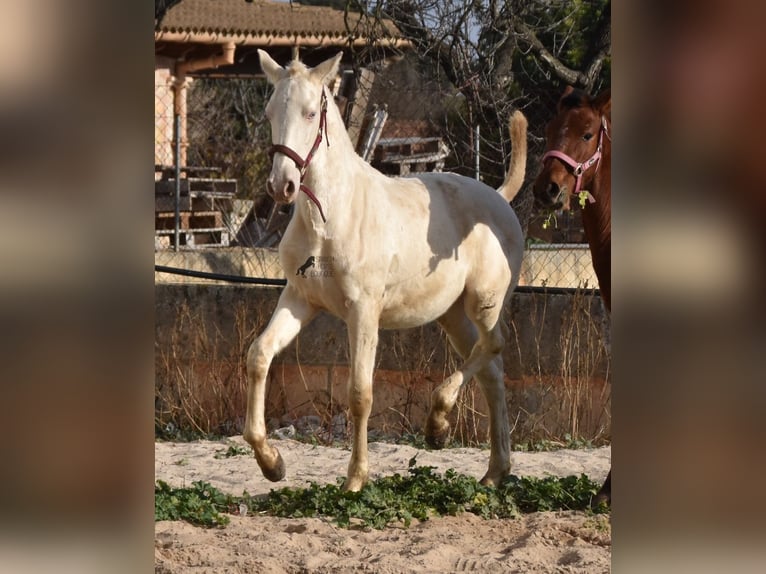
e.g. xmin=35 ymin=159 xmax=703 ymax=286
xmin=297 ymin=102 xmax=369 ymax=230
xmin=581 ymin=144 xmax=611 ymax=310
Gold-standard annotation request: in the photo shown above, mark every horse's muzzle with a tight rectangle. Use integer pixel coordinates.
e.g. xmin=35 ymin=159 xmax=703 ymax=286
xmin=534 ymin=179 xmax=568 ymax=210
xmin=267 ymin=178 xmax=297 ymax=204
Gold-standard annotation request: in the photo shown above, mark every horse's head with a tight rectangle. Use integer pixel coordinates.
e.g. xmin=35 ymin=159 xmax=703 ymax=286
xmin=534 ymin=86 xmax=611 ymax=210
xmin=258 ymin=49 xmax=342 ymax=206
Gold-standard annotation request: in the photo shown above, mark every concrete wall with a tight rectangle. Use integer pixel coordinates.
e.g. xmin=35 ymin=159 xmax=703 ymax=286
xmin=155 ymin=245 xmax=598 ymax=289
xmin=520 ymin=244 xmax=597 ymax=289
xmin=155 ymin=283 xmax=611 ymax=442
xmin=155 ymin=247 xmax=283 ymax=284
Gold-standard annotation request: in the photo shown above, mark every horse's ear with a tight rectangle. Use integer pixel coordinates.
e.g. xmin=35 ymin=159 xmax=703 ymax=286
xmin=258 ymin=49 xmax=285 ymax=85
xmin=558 ymin=85 xmax=575 ymax=111
xmin=311 ymin=52 xmax=343 ymax=86
xmin=593 ymin=88 xmax=611 ymax=118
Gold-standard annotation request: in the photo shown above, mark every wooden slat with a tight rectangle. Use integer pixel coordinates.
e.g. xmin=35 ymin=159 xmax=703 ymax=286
xmin=155 ymin=211 xmax=223 ymax=230
xmin=155 ymin=195 xmax=191 ymax=212
xmin=155 ymin=178 xmax=237 ymax=196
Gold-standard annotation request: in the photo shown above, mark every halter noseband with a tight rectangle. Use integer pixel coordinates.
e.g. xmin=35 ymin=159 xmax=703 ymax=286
xmin=541 ymin=115 xmax=610 ymax=205
xmin=268 ymin=89 xmax=329 ymax=222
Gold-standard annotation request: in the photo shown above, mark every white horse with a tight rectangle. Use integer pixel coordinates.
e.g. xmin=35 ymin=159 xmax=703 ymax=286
xmin=245 ymin=50 xmax=528 ymax=491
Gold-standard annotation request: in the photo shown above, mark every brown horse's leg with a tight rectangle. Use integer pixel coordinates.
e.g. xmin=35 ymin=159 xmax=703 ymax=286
xmin=592 ymin=470 xmax=611 ymax=508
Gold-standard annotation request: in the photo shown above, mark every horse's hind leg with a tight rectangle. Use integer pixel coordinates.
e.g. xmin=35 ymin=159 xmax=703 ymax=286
xmin=428 ymin=302 xmax=474 ymax=447
xmin=244 ymin=285 xmax=317 ymax=482
xmin=429 ymin=298 xmax=511 ymax=486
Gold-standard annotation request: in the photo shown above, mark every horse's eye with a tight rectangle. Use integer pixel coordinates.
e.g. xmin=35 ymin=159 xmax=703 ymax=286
xmin=583 ymin=133 xmax=593 ymax=141
xmin=307 ymin=111 xmax=317 ymax=120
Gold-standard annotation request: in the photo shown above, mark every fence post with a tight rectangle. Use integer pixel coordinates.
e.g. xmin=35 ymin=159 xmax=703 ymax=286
xmin=174 ymin=112 xmax=181 ymax=252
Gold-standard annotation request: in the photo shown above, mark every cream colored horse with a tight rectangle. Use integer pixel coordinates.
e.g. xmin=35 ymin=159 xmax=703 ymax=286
xmin=245 ymin=50 xmax=527 ymax=491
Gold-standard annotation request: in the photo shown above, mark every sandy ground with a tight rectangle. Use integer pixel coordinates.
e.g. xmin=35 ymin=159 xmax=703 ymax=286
xmin=155 ymin=437 xmax=611 ymax=573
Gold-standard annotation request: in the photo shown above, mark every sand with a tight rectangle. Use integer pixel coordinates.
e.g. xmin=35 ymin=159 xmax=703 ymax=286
xmin=155 ymin=437 xmax=611 ymax=573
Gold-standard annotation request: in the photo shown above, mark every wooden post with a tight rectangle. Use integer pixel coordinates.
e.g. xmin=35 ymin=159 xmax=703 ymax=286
xmin=345 ymin=67 xmax=376 ymax=151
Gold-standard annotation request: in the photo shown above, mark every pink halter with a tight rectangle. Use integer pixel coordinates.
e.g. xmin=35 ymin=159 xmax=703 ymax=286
xmin=541 ymin=116 xmax=610 ymax=204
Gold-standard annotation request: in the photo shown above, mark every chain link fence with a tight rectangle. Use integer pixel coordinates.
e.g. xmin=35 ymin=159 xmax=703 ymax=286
xmin=154 ymin=60 xmax=597 ymax=289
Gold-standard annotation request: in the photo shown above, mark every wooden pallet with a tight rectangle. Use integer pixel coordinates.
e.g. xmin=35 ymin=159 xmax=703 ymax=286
xmin=155 ymin=228 xmax=231 ymax=249
xmin=155 ymin=177 xmax=237 ymax=196
xmin=154 ymin=171 xmax=237 ymax=248
xmin=372 ymin=137 xmax=450 ymax=176
xmin=155 ymin=211 xmax=223 ymax=230
xmin=154 ymin=194 xmax=233 ymax=213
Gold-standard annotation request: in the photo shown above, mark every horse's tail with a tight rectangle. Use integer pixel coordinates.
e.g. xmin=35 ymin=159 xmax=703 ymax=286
xmin=497 ymin=110 xmax=528 ymax=203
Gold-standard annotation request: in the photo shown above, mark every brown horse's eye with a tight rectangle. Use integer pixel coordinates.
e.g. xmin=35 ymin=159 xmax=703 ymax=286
xmin=583 ymin=133 xmax=593 ymax=141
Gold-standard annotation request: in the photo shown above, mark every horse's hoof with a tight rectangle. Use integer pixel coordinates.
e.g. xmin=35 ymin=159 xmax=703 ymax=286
xmin=479 ymin=475 xmax=496 ymax=487
xmin=425 ymin=433 xmax=446 ymax=449
xmin=342 ymin=476 xmax=366 ymax=492
xmin=425 ymin=423 xmax=450 ymax=450
xmin=590 ymin=491 xmax=610 ymax=510
xmin=258 ymin=449 xmax=286 ymax=482
xmin=479 ymin=470 xmax=508 ymax=488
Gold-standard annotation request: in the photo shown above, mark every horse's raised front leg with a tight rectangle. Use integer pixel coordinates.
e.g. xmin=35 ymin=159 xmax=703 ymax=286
xmin=244 ymin=285 xmax=317 ymax=482
xmin=343 ymin=306 xmax=379 ymax=492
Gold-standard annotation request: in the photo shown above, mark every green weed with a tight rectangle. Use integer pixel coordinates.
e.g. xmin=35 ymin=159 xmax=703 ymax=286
xmin=155 ymin=480 xmax=234 ymax=527
xmin=213 ymin=443 xmax=252 ymax=459
xmin=155 ymin=460 xmax=605 ymax=530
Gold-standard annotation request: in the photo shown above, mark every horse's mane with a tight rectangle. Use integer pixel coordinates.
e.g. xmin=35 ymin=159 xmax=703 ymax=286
xmin=286 ymin=60 xmax=309 ymax=76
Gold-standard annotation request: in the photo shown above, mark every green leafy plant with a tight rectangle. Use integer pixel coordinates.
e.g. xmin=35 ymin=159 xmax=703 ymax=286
xmin=214 ymin=443 xmax=252 ymax=459
xmin=246 ymin=464 xmax=604 ymax=529
xmin=156 ymin=461 xmax=606 ymax=530
xmin=541 ymin=190 xmax=594 ymax=229
xmin=500 ymin=474 xmax=598 ymax=513
xmin=542 ymin=212 xmax=557 ymax=230
xmin=155 ymin=480 xmax=234 ymax=527
xmin=513 ymin=434 xmax=596 ymax=452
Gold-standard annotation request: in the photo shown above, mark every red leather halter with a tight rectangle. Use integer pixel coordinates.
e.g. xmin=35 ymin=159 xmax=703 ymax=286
xmin=541 ymin=116 xmax=610 ymax=204
xmin=268 ymin=89 xmax=329 ymax=222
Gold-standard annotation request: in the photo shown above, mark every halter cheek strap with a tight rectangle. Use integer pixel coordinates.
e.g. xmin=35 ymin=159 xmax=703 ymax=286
xmin=541 ymin=116 xmax=609 ymax=204
xmin=268 ymin=90 xmax=329 ymax=222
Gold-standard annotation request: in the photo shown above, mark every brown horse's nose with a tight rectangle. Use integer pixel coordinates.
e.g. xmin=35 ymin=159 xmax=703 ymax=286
xmin=535 ymin=180 xmax=560 ymax=206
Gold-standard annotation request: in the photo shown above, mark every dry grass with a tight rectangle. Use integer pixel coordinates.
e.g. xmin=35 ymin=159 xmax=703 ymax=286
xmin=155 ymin=287 xmax=610 ymax=448
xmin=505 ymin=288 xmax=611 ymax=448
xmin=155 ymin=300 xmax=259 ymax=438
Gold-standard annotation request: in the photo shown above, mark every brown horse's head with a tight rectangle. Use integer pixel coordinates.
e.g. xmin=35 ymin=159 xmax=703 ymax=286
xmin=534 ymin=86 xmax=611 ymax=210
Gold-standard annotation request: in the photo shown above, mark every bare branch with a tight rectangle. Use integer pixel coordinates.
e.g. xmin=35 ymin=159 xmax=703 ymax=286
xmin=513 ymin=19 xmax=581 ymax=86
xmin=514 ymin=1 xmax=611 ymax=91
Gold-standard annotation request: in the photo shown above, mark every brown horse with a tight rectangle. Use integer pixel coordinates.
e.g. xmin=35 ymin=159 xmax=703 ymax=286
xmin=533 ymin=86 xmax=611 ymax=506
